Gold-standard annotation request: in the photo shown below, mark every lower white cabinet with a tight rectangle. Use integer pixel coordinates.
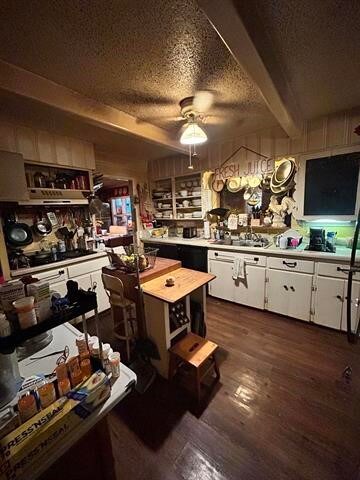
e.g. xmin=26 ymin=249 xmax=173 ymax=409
xmin=90 ymin=270 xmax=110 ymax=313
xmin=313 ymin=277 xmax=343 ymax=329
xmin=234 ymin=265 xmax=265 ymax=309
xmin=266 ymin=269 xmax=313 ymax=321
xmin=208 ymin=259 xmax=234 ymax=302
xmin=50 ymin=280 xmax=68 ymax=297
xmin=341 ymin=281 xmax=360 ymax=332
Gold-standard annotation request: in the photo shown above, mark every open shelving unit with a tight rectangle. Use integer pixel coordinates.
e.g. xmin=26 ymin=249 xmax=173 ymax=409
xmin=151 ymin=173 xmax=203 ymax=223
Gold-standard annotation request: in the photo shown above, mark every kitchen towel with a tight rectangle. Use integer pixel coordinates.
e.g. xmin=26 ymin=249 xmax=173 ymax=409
xmin=232 ymin=257 xmax=245 ymax=280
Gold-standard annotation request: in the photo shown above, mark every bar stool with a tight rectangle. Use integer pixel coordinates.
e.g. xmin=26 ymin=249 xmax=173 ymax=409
xmin=102 ymin=273 xmax=137 ymax=361
xmin=168 ymin=332 xmax=220 ymax=405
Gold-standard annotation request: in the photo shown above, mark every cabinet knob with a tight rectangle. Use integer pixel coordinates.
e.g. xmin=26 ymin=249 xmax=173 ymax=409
xmin=283 ymin=285 xmax=289 ymax=291
xmin=336 ymin=295 xmax=343 ymax=301
xmin=290 ymin=286 xmax=295 ymax=292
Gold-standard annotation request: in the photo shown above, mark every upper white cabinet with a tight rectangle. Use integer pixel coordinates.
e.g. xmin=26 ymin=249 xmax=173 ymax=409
xmin=0 ymin=151 xmax=29 ymax=201
xmin=266 ymin=269 xmax=313 ymax=321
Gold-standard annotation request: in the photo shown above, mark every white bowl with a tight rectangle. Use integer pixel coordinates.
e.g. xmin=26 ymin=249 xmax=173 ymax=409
xmin=179 ymin=190 xmax=188 ymax=197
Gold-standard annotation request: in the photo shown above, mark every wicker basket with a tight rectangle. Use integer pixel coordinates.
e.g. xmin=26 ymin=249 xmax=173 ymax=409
xmin=107 ymin=246 xmax=159 ymax=273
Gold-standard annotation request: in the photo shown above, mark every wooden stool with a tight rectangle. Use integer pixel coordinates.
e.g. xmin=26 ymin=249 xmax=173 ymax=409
xmin=168 ymin=332 xmax=220 ymax=405
xmin=102 ymin=273 xmax=137 ymax=361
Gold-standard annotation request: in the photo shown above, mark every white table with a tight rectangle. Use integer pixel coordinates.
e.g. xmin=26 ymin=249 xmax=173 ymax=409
xmin=14 ymin=323 xmax=136 ymax=480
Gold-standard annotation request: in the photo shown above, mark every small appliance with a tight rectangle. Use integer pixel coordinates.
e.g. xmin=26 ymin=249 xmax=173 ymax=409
xmin=183 ymin=227 xmax=197 ymax=238
xmin=307 ymin=228 xmax=326 ymax=251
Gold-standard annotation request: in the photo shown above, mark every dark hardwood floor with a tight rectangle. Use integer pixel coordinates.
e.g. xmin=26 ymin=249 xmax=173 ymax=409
xmin=92 ymin=298 xmax=360 ymax=480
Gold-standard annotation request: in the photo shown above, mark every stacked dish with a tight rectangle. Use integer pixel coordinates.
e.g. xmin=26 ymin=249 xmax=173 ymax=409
xmin=192 ymin=211 xmax=202 ymax=218
xmin=270 ymin=157 xmax=296 ymax=195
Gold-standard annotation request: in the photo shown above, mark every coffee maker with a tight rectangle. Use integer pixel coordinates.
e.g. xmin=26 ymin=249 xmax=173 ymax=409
xmin=308 ymin=228 xmax=326 ymax=251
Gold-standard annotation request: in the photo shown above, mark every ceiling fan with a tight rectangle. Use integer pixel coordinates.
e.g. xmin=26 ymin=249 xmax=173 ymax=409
xmin=177 ymin=91 xmax=215 ymax=146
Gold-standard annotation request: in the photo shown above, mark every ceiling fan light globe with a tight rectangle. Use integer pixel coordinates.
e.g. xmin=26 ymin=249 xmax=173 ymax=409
xmin=180 ymin=122 xmax=207 ymax=145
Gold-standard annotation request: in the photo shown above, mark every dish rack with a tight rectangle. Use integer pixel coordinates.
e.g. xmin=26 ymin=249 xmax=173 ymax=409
xmin=107 ymin=246 xmax=159 ymax=273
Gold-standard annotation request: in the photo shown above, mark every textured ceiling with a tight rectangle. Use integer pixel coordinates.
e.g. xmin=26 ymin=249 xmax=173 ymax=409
xmin=0 ymin=90 xmax=176 ymax=161
xmin=0 ymin=0 xmax=275 ymax=139
xmin=235 ymin=0 xmax=360 ymax=120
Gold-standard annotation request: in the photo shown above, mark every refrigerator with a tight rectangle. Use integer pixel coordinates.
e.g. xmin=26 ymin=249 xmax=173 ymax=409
xmin=346 ymin=208 xmax=360 ymax=343
xmin=110 ymin=196 xmax=133 ymax=232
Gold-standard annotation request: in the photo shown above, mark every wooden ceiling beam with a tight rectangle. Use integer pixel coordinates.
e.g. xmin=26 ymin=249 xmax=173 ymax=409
xmin=197 ymin=0 xmax=303 ymax=139
xmin=0 ymin=60 xmax=185 ymax=152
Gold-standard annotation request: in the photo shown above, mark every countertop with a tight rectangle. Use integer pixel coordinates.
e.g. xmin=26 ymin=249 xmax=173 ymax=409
xmin=142 ymin=267 xmax=215 ymax=303
xmin=142 ymin=236 xmax=354 ymax=263
xmin=103 ymin=257 xmax=181 ymax=284
xmin=10 ymin=251 xmax=109 ymax=277
xmin=16 ymin=323 xmax=137 ymax=480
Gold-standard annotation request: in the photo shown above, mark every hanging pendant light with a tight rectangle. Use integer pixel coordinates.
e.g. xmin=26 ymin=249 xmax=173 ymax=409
xmin=180 ymin=121 xmax=207 ymax=145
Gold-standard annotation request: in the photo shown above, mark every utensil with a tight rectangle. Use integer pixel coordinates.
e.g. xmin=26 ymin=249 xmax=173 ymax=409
xmin=248 ymin=176 xmax=261 ymax=188
xmin=243 ymin=188 xmax=253 ymax=201
xmin=33 ymin=213 xmax=52 ymax=236
xmin=227 ymin=176 xmax=242 ymax=193
xmin=211 ymin=178 xmax=225 ymax=193
xmin=4 ymin=215 xmax=33 ymax=248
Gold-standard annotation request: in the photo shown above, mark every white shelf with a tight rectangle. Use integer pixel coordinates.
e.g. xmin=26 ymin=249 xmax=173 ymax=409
xmin=175 ymin=195 xmax=201 ymax=200
xmin=175 ymin=217 xmax=203 ymax=221
xmin=176 ymin=207 xmax=201 ymax=210
xmin=155 ymin=207 xmax=173 ymax=210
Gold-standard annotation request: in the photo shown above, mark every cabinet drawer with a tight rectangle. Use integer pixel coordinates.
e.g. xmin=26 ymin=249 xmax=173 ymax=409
xmin=267 ymin=256 xmax=314 ymax=274
xmin=318 ymin=262 xmax=358 ymax=280
xmin=34 ymin=267 xmax=68 ymax=283
xmin=242 ymin=254 xmax=266 ymax=267
xmin=67 ymin=256 xmax=109 ymax=277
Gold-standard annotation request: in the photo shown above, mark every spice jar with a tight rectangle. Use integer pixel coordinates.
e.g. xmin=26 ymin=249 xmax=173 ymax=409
xmin=38 ymin=381 xmax=56 ymax=409
xmin=109 ymin=352 xmax=121 ymax=378
xmin=18 ymin=393 xmax=38 ymax=423
xmin=80 ymin=358 xmax=92 ymax=380
xmin=67 ymin=356 xmax=83 ymax=387
xmin=12 ymin=297 xmax=37 ymax=329
xmin=58 ymin=377 xmax=71 ymax=397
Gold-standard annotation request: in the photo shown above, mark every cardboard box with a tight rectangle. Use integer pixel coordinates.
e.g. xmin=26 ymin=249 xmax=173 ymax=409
xmin=0 ymin=371 xmax=111 ymax=480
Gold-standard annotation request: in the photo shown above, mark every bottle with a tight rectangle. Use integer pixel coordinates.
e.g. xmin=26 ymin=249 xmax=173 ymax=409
xmin=12 ymin=296 xmax=37 ymax=329
xmin=109 ymin=352 xmax=121 ymax=378
xmin=51 ymin=245 xmax=58 ymax=262
xmin=67 ymin=356 xmax=83 ymax=387
xmin=18 ymin=393 xmax=38 ymax=423
xmin=38 ymin=381 xmax=56 ymax=409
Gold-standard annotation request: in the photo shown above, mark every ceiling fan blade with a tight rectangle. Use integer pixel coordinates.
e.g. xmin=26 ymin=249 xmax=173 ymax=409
xmin=193 ymin=90 xmax=214 ymax=113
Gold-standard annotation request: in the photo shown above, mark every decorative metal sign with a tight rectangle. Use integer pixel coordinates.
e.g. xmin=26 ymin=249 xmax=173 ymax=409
xmin=214 ymin=145 xmax=274 ymax=181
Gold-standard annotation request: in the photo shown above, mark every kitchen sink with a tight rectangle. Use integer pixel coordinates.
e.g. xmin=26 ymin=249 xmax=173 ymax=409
xmin=211 ymin=239 xmax=271 ymax=248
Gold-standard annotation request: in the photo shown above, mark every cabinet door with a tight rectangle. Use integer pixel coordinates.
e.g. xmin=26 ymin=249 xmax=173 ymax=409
xmin=341 ymin=281 xmax=360 ymax=332
xmin=314 ymin=277 xmax=344 ymax=329
xmin=267 ymin=270 xmax=313 ymax=321
xmin=91 ymin=270 xmax=110 ymax=313
xmin=73 ymin=274 xmax=92 ymax=320
xmin=234 ymin=265 xmax=265 ymax=309
xmin=266 ymin=269 xmax=290 ymax=316
xmin=208 ymin=259 xmax=234 ymax=302
xmin=50 ymin=281 xmax=68 ymax=297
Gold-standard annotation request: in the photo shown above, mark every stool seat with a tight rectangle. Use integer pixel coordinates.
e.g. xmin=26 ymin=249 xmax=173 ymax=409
xmin=169 ymin=332 xmax=220 ymax=405
xmin=170 ymin=332 xmax=218 ymax=368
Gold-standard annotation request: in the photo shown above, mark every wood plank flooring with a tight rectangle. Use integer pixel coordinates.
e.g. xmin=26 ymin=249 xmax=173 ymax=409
xmin=94 ymin=298 xmax=360 ymax=480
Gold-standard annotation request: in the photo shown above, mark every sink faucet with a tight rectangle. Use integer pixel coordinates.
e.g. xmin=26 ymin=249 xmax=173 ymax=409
xmin=245 ymin=225 xmax=253 ymax=240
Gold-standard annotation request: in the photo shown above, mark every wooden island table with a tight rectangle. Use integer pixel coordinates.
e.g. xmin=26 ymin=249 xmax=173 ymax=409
xmin=102 ymin=258 xmax=215 ymax=378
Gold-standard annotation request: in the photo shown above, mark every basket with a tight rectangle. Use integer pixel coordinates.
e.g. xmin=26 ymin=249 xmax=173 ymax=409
xmin=107 ymin=246 xmax=159 ymax=273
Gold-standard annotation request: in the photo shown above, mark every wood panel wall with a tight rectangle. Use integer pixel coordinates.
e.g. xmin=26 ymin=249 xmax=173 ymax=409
xmin=148 ymin=108 xmax=360 ymax=179
xmin=0 ymin=118 xmax=95 ymax=169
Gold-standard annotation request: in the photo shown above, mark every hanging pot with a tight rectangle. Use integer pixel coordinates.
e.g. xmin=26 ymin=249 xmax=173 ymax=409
xmin=4 ymin=215 xmax=33 ymax=248
xmin=33 ymin=213 xmax=52 ymax=237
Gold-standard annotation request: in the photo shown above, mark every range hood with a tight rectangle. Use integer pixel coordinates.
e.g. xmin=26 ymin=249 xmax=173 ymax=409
xmin=18 ymin=188 xmax=89 ymax=206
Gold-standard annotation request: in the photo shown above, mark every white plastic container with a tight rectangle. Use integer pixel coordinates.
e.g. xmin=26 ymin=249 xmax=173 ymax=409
xmin=0 ymin=313 xmax=11 ymax=337
xmin=109 ymin=352 xmax=121 ymax=378
xmin=12 ymin=297 xmax=37 ymax=329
